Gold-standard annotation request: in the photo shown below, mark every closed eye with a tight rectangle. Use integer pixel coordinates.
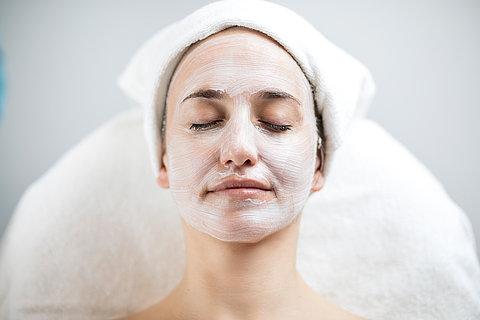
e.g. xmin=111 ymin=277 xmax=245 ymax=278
xmin=258 ymin=120 xmax=292 ymax=132
xmin=189 ymin=120 xmax=292 ymax=132
xmin=189 ymin=120 xmax=223 ymax=131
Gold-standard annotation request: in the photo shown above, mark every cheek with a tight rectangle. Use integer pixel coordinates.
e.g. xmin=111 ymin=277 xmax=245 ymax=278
xmin=259 ymin=132 xmax=316 ymax=195
xmin=164 ymin=129 xmax=217 ymax=192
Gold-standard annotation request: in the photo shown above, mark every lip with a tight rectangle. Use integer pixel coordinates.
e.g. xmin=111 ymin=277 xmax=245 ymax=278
xmin=207 ymin=177 xmax=274 ymax=201
xmin=209 ymin=177 xmax=272 ymax=192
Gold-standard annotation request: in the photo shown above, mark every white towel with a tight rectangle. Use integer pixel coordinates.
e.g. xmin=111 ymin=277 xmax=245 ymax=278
xmin=117 ymin=0 xmax=376 ymax=181
xmin=1 ymin=108 xmax=479 ymax=319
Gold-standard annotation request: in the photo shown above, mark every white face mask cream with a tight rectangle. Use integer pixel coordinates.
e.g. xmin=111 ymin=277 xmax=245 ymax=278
xmin=160 ymin=26 xmax=323 ymax=243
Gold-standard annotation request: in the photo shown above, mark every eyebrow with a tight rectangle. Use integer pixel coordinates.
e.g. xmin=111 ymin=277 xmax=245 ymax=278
xmin=180 ymin=88 xmax=301 ymax=106
xmin=181 ymin=89 xmax=227 ymax=103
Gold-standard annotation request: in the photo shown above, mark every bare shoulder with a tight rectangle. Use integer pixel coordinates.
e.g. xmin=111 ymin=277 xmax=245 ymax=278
xmin=116 ymin=303 xmax=366 ymax=320
xmin=309 ymin=294 xmax=366 ymax=320
xmin=117 ymin=289 xmax=366 ymax=320
xmin=118 ymin=299 xmax=174 ymax=320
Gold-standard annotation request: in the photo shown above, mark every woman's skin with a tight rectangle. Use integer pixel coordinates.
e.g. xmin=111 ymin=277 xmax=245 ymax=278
xmin=125 ymin=26 xmax=364 ymax=320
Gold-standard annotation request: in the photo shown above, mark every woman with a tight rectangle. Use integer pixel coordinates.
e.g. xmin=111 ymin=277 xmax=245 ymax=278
xmin=124 ymin=24 xmax=365 ymax=320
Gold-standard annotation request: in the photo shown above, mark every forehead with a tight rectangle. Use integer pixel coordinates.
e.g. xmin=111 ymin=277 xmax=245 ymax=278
xmin=167 ymin=26 xmax=311 ymax=105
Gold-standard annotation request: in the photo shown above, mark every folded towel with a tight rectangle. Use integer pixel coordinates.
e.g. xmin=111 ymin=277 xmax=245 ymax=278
xmin=117 ymin=0 xmax=376 ymax=181
xmin=1 ymin=108 xmax=479 ymax=319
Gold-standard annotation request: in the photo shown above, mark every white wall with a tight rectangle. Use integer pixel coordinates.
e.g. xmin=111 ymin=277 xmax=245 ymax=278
xmin=0 ymin=0 xmax=479 ymax=252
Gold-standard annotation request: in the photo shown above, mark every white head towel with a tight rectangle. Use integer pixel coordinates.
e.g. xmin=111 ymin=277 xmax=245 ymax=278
xmin=117 ymin=0 xmax=376 ymax=180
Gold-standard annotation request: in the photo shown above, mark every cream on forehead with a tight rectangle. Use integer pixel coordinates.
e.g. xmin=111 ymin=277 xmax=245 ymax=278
xmin=167 ymin=27 xmax=314 ymax=114
xmin=163 ymin=27 xmax=320 ymax=243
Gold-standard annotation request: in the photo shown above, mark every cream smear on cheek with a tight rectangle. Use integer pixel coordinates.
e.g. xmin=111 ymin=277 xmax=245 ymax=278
xmin=165 ymin=29 xmax=319 ymax=243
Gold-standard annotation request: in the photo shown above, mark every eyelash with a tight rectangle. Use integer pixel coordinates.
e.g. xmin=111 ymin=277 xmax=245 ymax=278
xmin=189 ymin=120 xmax=292 ymax=132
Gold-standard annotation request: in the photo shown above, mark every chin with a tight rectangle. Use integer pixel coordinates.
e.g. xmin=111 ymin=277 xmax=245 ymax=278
xmin=208 ymin=221 xmax=286 ymax=244
xmin=212 ymin=233 xmax=267 ymax=244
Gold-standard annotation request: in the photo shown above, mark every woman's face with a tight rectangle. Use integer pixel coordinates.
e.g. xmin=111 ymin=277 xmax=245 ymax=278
xmin=159 ymin=26 xmax=324 ymax=243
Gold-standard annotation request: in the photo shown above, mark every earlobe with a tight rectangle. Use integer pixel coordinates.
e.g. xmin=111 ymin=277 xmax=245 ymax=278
xmin=311 ymin=170 xmax=325 ymax=193
xmin=156 ymin=153 xmax=170 ymax=189
xmin=310 ymin=149 xmax=325 ymax=193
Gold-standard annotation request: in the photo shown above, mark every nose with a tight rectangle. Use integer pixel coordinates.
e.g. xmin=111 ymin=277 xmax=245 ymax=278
xmin=219 ymin=112 xmax=258 ymax=169
xmin=221 ymin=145 xmax=258 ymax=168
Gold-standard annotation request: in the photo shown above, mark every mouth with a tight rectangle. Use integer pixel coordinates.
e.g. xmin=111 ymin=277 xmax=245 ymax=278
xmin=207 ymin=187 xmax=274 ymax=201
xmin=207 ymin=176 xmax=274 ymax=201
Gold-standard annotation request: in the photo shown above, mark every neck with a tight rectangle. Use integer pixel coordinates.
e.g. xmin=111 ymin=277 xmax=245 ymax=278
xmin=173 ymin=213 xmax=313 ymax=319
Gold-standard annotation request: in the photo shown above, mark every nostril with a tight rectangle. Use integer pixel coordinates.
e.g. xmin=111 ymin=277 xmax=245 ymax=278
xmin=222 ymin=157 xmax=255 ymax=169
xmin=219 ymin=135 xmax=258 ymax=168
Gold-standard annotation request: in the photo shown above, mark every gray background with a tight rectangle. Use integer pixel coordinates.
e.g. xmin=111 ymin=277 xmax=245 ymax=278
xmin=0 ymin=0 xmax=479 ymax=253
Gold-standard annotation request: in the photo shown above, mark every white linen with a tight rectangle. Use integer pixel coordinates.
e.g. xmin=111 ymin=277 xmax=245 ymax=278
xmin=0 ymin=107 xmax=478 ymax=319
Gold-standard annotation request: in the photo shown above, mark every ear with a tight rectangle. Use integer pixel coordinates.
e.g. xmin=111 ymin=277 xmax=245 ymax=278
xmin=310 ymin=147 xmax=325 ymax=193
xmin=156 ymin=153 xmax=170 ymax=189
